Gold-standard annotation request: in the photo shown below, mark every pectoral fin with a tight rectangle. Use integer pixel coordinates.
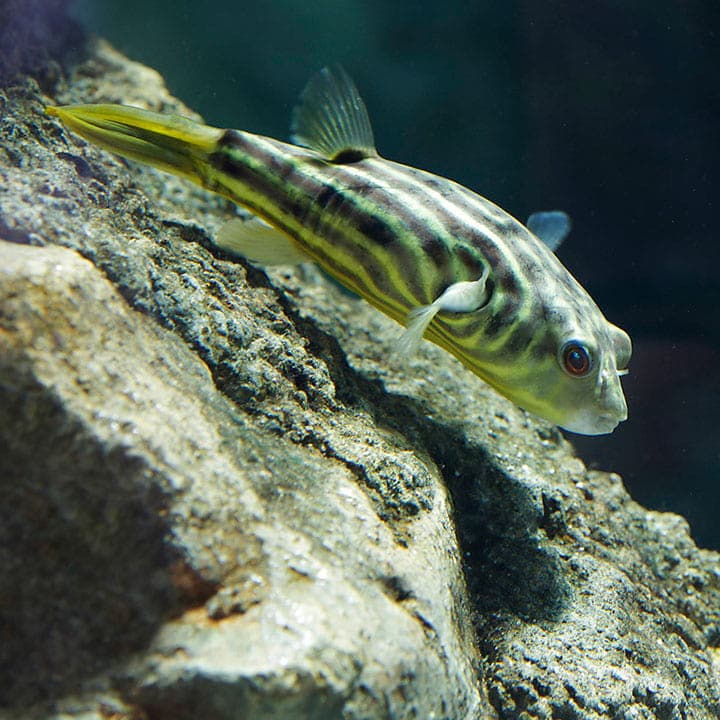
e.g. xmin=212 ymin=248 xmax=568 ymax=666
xmin=215 ymin=217 xmax=311 ymax=265
xmin=527 ymin=211 xmax=571 ymax=252
xmin=395 ymin=304 xmax=442 ymax=356
xmin=396 ymin=268 xmax=491 ymax=356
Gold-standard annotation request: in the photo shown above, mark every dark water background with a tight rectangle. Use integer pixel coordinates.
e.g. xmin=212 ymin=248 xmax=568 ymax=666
xmin=69 ymin=1 xmax=719 ymax=550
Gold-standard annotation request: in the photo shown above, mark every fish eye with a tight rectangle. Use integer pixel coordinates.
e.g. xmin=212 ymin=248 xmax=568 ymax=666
xmin=560 ymin=340 xmax=593 ymax=377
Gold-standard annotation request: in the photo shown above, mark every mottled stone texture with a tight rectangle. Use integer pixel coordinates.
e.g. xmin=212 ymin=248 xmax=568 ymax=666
xmin=0 ymin=39 xmax=718 ymax=720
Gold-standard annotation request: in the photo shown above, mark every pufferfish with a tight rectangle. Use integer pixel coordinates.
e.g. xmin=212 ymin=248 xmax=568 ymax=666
xmin=46 ymin=67 xmax=631 ymax=434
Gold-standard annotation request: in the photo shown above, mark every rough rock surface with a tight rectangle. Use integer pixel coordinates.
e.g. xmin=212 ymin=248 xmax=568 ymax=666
xmin=0 ymin=39 xmax=719 ymax=720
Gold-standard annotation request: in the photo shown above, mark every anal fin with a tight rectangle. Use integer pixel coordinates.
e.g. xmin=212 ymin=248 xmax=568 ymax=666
xmin=215 ymin=217 xmax=311 ymax=265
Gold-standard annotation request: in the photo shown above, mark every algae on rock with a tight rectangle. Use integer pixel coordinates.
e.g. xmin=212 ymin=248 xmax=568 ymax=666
xmin=0 ymin=37 xmax=719 ymax=720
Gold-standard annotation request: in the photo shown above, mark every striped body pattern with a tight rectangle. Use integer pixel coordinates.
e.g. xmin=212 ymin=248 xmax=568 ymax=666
xmin=47 ymin=68 xmax=631 ymax=434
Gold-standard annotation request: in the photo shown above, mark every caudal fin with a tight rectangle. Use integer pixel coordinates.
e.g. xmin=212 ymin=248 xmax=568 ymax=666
xmin=46 ymin=104 xmax=223 ymax=184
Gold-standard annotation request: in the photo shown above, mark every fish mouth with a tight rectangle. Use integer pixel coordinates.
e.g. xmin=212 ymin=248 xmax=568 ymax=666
xmin=560 ymin=411 xmax=623 ymax=436
xmin=562 ymin=377 xmax=628 ymax=435
xmin=590 ymin=414 xmax=622 ymax=435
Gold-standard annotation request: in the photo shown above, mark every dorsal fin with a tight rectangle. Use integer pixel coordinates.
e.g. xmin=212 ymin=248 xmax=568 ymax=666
xmin=526 ymin=211 xmax=572 ymax=252
xmin=291 ymin=66 xmax=377 ymax=162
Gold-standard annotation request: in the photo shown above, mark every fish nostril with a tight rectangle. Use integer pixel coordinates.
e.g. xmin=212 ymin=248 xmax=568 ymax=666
xmin=597 ymin=368 xmax=609 ymax=392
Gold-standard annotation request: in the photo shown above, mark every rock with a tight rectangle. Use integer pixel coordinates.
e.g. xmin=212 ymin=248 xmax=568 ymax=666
xmin=0 ymin=37 xmax=718 ymax=720
xmin=0 ymin=0 xmax=82 ymax=85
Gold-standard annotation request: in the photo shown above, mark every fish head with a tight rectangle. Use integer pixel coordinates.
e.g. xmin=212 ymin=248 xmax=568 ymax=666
xmin=520 ymin=309 xmax=632 ymax=435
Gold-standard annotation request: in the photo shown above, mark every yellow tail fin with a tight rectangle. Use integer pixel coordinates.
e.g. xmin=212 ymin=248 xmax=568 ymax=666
xmin=46 ymin=104 xmax=224 ymax=183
